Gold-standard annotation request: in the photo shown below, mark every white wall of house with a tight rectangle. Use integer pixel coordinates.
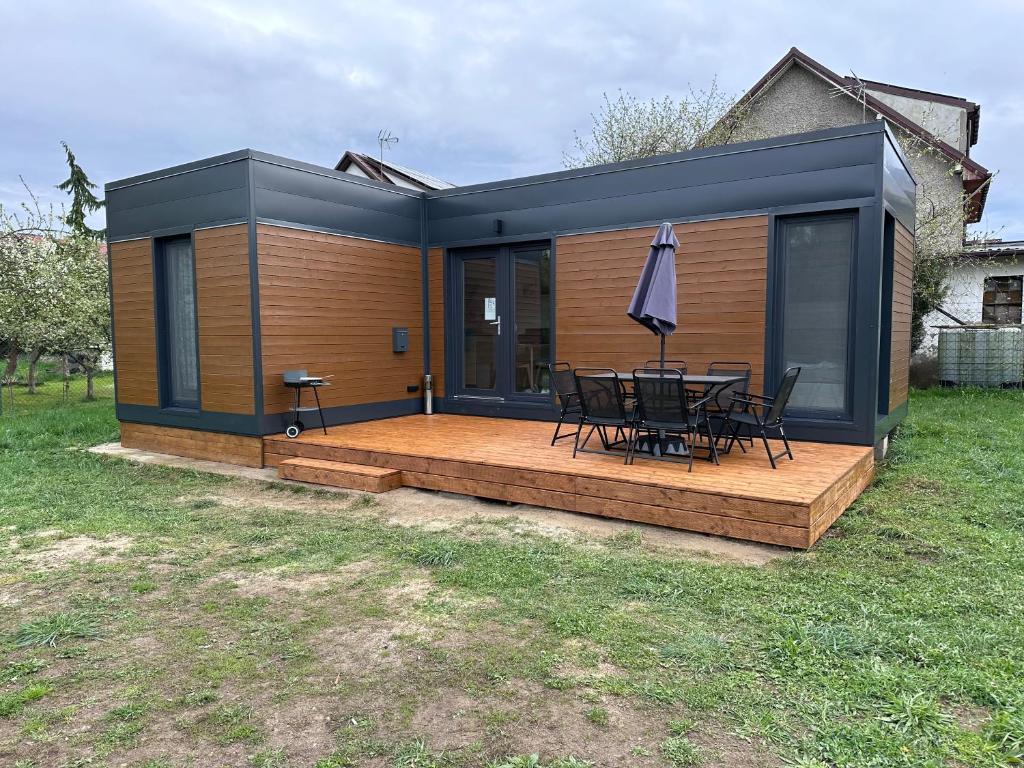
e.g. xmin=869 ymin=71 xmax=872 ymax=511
xmin=384 ymin=173 xmax=422 ymax=191
xmin=920 ymin=256 xmax=1024 ymax=351
xmin=342 ymin=164 xmax=371 ymax=179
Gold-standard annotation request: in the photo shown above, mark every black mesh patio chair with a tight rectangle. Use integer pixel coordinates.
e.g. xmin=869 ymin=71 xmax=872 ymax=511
xmin=703 ymin=361 xmax=753 ymax=450
xmin=572 ymin=368 xmax=633 ymax=461
xmin=643 ymin=360 xmax=687 ymax=374
xmin=549 ymin=362 xmax=582 ymax=445
xmin=627 ymin=368 xmax=718 ymax=472
xmin=722 ymin=366 xmax=801 ymax=469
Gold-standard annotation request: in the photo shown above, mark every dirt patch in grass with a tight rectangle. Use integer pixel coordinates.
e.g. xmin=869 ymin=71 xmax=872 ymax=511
xmin=383 ymin=572 xmax=436 ymax=604
xmin=502 ymin=693 xmax=666 ymax=766
xmin=177 ymin=483 xmax=351 ymax=514
xmin=312 ymin=619 xmax=434 ymax=678
xmin=208 ymin=559 xmax=379 ymax=598
xmin=9 ymin=531 xmax=134 ymax=567
xmin=689 ymin=727 xmax=779 ymax=767
xmin=374 ymin=488 xmax=785 ymax=566
xmin=259 ymin=695 xmax=336 ymax=764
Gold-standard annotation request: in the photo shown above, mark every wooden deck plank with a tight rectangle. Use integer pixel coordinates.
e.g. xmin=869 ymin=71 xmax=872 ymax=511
xmin=264 ymin=414 xmax=873 ymax=548
xmin=278 ymin=457 xmax=402 ymax=493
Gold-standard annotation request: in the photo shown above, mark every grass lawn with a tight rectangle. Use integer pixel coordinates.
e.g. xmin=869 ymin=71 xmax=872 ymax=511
xmin=1 ymin=389 xmax=1022 ymax=767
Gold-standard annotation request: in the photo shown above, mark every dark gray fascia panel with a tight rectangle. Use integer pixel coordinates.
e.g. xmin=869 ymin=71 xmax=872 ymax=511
xmin=248 ymin=150 xmax=423 ymax=197
xmin=882 ymin=138 xmax=917 ymax=231
xmin=250 ymin=158 xmax=422 ymax=245
xmin=426 ymin=131 xmax=881 ymax=222
xmin=106 ymin=159 xmax=250 ymax=241
xmin=251 ymin=159 xmax=422 ymax=219
xmin=427 ymin=164 xmax=878 ymax=245
xmin=427 ymin=123 xmax=888 ymax=199
xmin=105 ymin=149 xmax=253 ymax=191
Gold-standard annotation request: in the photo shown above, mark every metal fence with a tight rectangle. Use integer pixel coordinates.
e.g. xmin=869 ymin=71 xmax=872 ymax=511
xmin=0 ymin=353 xmax=115 ymax=415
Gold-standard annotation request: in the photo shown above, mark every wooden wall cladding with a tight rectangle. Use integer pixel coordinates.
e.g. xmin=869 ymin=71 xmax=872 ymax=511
xmin=256 ymin=225 xmax=424 ymax=414
xmin=121 ymin=422 xmax=263 ymax=467
xmin=194 ymin=225 xmax=255 ymax=414
xmin=110 ymin=238 xmax=159 ymax=406
xmin=428 ymin=248 xmax=445 ymax=397
xmin=555 ymin=216 xmax=769 ymax=392
xmin=890 ymin=221 xmax=914 ymax=409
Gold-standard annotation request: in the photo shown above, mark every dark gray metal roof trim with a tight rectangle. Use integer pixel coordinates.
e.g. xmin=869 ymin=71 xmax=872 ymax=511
xmin=881 ymin=121 xmax=918 ymax=185
xmin=254 ymin=218 xmax=422 ymax=248
xmin=425 ymin=123 xmax=889 ymax=199
xmin=427 ymin=196 xmax=877 ymax=249
xmin=105 ymin=151 xmax=253 ymax=191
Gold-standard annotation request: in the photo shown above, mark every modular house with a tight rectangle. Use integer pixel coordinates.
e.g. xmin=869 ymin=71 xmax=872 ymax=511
xmin=105 ymin=122 xmax=914 ymax=545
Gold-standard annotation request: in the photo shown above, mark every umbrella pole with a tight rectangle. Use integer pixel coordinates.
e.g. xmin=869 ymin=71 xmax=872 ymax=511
xmin=658 ymin=333 xmax=667 ymax=456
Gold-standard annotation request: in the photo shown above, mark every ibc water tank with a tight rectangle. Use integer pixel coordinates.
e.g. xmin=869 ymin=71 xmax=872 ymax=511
xmin=937 ymin=327 xmax=1024 ymax=386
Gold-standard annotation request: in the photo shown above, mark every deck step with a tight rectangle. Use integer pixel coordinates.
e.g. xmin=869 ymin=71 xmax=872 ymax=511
xmin=278 ymin=457 xmax=403 ymax=493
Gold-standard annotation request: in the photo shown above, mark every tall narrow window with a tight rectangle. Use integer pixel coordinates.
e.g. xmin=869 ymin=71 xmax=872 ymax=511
xmin=159 ymin=236 xmax=199 ymax=409
xmin=779 ymin=214 xmax=856 ymax=415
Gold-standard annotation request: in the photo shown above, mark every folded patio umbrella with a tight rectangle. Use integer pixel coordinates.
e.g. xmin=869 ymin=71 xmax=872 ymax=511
xmin=627 ymin=222 xmax=679 ymax=367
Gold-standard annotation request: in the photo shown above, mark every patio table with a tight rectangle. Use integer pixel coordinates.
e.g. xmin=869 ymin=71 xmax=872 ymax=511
xmin=609 ymin=372 xmax=747 ymax=461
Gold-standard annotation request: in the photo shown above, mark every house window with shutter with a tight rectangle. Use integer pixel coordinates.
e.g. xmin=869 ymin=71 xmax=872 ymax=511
xmin=982 ymin=275 xmax=1023 ymax=324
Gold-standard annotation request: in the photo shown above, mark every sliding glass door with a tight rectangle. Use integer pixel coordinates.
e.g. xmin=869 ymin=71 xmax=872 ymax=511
xmin=451 ymin=242 xmax=552 ymax=402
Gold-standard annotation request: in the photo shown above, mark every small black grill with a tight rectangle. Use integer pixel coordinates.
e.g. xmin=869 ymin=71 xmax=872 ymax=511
xmin=282 ymin=369 xmax=331 ymax=438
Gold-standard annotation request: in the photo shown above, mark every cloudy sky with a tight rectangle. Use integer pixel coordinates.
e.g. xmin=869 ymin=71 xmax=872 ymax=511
xmin=2 ymin=1 xmax=1022 ymax=237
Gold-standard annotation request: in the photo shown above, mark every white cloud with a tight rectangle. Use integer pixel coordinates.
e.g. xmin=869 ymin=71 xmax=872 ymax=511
xmin=1 ymin=0 xmax=1022 ymax=237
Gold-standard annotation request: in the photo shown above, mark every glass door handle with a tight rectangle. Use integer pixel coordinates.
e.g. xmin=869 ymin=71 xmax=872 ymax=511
xmin=488 ymin=315 xmax=501 ymax=335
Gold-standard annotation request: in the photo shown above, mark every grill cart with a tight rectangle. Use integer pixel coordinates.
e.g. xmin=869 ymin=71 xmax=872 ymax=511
xmin=282 ymin=369 xmax=331 ymax=438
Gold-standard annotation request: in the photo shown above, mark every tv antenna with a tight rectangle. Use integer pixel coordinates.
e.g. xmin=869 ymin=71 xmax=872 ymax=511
xmin=828 ymin=70 xmax=868 ymax=122
xmin=377 ymin=129 xmax=399 ymax=172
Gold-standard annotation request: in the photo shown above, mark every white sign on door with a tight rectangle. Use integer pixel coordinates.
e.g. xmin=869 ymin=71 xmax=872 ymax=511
xmin=484 ymin=297 xmax=497 ymax=320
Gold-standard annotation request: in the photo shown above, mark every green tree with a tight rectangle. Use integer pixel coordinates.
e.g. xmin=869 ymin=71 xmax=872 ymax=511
xmin=1 ymin=174 xmax=111 ymax=404
xmin=56 ymin=141 xmax=105 ymax=239
xmin=50 ymin=234 xmax=111 ymax=400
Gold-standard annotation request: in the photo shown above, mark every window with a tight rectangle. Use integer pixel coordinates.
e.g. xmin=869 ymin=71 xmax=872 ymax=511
xmin=157 ymin=236 xmax=199 ymax=409
xmin=982 ymin=275 xmax=1023 ymax=324
xmin=778 ymin=213 xmax=856 ymax=415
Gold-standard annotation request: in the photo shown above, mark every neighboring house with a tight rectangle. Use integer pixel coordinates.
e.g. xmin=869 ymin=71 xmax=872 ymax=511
xmin=721 ymin=47 xmax=992 ymax=266
xmin=920 ymin=239 xmax=1024 ymax=351
xmin=334 ymin=150 xmax=454 ymax=191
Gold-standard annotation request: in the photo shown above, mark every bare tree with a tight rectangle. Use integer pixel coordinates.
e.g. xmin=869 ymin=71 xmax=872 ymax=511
xmin=897 ymin=128 xmax=997 ymax=350
xmin=564 ymin=80 xmax=746 ymax=169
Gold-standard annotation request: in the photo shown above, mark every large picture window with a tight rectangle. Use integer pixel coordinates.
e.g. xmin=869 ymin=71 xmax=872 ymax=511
xmin=778 ymin=213 xmax=856 ymax=416
xmin=157 ymin=236 xmax=199 ymax=409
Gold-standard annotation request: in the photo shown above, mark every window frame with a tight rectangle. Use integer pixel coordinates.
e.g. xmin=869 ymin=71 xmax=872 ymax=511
xmin=771 ymin=211 xmax=859 ymax=421
xmin=154 ymin=234 xmax=201 ymax=412
xmin=981 ymin=274 xmax=1023 ymax=325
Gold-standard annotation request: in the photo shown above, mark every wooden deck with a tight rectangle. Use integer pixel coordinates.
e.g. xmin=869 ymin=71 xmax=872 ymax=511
xmin=263 ymin=415 xmax=875 ymax=548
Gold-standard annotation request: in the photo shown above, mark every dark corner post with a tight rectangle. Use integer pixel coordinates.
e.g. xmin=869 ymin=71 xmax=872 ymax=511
xmin=105 ymin=236 xmax=117 ymax=413
xmin=855 ymin=201 xmax=883 ymax=443
xmin=245 ymin=154 xmax=265 ymax=429
xmin=420 ymin=192 xmax=431 ymax=389
xmin=762 ymin=213 xmax=778 ymax=399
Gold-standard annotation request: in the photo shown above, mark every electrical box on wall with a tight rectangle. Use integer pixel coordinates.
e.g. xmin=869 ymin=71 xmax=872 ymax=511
xmin=392 ymin=327 xmax=409 ymax=353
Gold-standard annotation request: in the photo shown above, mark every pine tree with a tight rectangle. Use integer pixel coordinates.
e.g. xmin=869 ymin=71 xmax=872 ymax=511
xmin=56 ymin=141 xmax=105 ymax=239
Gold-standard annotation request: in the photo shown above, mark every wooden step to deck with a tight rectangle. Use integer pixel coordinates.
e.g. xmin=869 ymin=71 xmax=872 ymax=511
xmin=277 ymin=457 xmax=403 ymax=493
